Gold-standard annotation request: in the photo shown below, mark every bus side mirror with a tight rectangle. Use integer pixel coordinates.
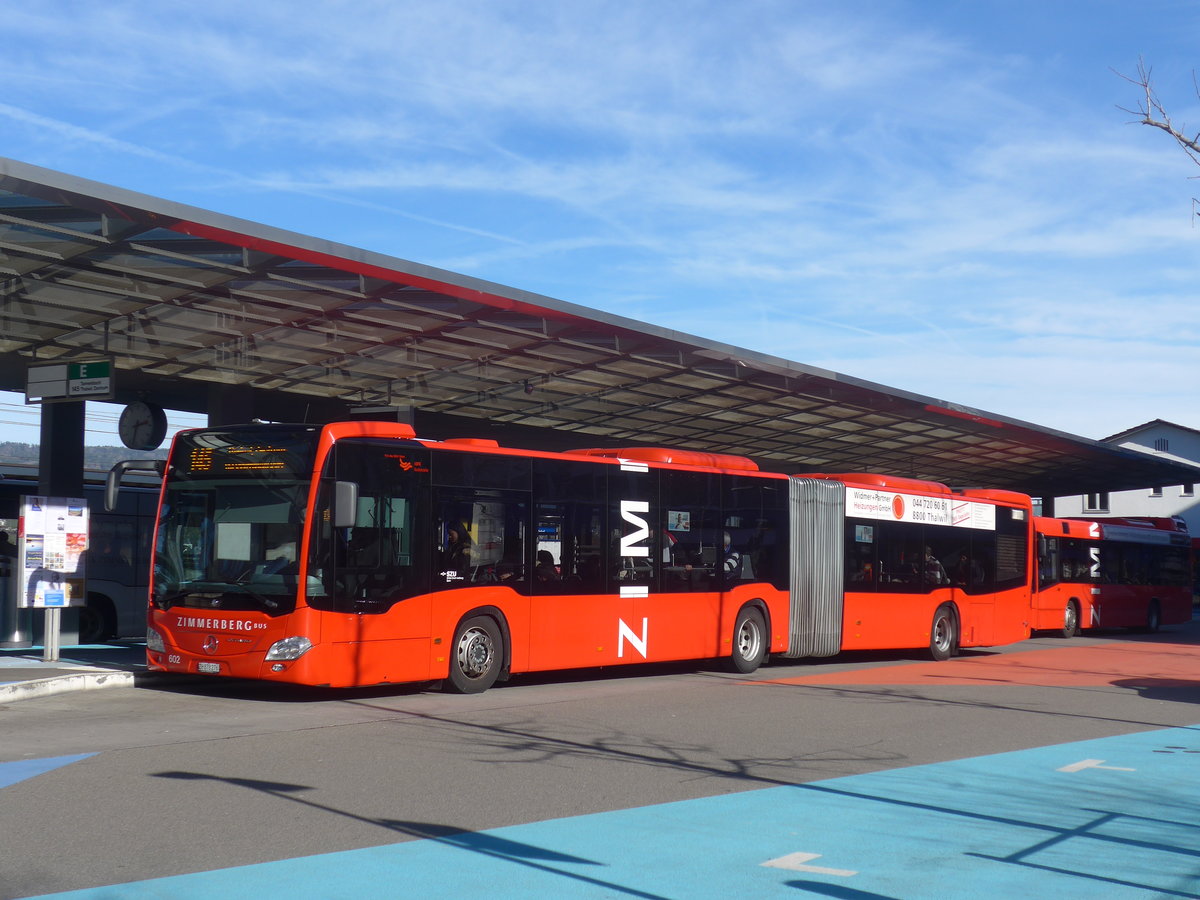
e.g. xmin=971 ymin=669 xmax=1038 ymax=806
xmin=1036 ymin=534 xmax=1047 ymax=560
xmin=106 ymin=459 xmax=166 ymax=511
xmin=333 ymin=481 xmax=359 ymax=528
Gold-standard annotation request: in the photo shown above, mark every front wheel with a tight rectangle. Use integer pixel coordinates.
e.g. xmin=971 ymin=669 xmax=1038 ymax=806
xmin=445 ymin=616 xmax=504 ymax=694
xmin=929 ymin=604 xmax=957 ymax=661
xmin=728 ymin=606 xmax=767 ymax=674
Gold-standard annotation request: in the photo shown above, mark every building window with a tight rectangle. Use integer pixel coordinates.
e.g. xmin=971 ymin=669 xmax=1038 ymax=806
xmin=1084 ymin=492 xmax=1109 ymax=512
xmin=1183 ymin=484 xmax=1195 ymax=498
xmin=1154 ymin=438 xmax=1170 ymax=452
xmin=1150 ymin=486 xmax=1164 ymax=498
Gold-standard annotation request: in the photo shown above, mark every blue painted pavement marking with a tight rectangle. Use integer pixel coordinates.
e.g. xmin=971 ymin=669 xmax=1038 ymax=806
xmin=0 ymin=754 xmax=95 ymax=790
xmin=25 ymin=726 xmax=1200 ymax=899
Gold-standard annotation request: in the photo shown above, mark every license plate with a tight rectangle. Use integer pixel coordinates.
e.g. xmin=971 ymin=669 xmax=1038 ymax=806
xmin=197 ymin=661 xmax=221 ymax=674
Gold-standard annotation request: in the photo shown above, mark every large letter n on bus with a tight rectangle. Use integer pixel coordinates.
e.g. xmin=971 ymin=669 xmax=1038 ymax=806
xmin=618 ymin=617 xmax=648 ymax=659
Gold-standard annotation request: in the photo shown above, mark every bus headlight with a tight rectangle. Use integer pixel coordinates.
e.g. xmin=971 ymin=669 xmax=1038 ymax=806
xmin=146 ymin=627 xmax=165 ymax=653
xmin=265 ymin=636 xmax=313 ymax=661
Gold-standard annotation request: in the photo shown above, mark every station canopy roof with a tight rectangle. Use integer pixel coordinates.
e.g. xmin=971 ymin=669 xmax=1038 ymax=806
xmin=1 ymin=156 xmax=1197 ymax=500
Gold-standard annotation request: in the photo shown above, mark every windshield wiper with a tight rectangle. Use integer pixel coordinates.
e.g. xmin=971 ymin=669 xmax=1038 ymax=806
xmin=156 ymin=590 xmax=191 ymax=610
xmin=159 ymin=582 xmax=282 ymax=612
xmin=208 ymin=580 xmax=282 ymax=611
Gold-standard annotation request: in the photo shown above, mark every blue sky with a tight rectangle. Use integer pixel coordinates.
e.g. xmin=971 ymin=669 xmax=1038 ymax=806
xmin=2 ymin=0 xmax=1199 ymax=446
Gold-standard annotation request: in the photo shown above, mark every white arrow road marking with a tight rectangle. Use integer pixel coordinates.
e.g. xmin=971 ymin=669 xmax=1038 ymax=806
xmin=761 ymin=852 xmax=857 ymax=877
xmin=1058 ymin=758 xmax=1136 ymax=773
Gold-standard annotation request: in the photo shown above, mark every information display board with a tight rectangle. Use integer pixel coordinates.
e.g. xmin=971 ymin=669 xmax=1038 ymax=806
xmin=25 ymin=360 xmax=114 ymax=402
xmin=17 ymin=496 xmax=89 ymax=609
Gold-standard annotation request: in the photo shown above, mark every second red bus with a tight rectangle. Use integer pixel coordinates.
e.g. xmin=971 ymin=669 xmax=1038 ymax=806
xmin=1034 ymin=515 xmax=1192 ymax=636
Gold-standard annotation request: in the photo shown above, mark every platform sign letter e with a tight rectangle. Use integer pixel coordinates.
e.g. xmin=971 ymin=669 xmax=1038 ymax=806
xmin=620 ymin=500 xmax=650 ymax=557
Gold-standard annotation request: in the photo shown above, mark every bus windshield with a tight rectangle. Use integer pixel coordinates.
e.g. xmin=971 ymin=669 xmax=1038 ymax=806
xmin=153 ymin=427 xmax=320 ymax=615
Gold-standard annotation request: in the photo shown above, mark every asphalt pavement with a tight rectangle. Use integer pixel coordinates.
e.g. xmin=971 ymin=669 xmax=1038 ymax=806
xmin=0 ymin=640 xmax=151 ymax=703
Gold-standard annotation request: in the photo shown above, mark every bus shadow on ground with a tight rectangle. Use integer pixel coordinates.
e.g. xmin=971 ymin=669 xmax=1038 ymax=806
xmin=133 ymin=649 xmax=961 ymax=704
xmin=132 ymin=623 xmax=1200 ymax=705
xmin=1112 ymin=677 xmax=1200 ymax=704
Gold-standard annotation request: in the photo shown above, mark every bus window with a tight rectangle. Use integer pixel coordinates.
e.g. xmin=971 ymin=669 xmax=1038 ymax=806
xmin=307 ymin=440 xmax=429 ymax=612
xmin=990 ymin=506 xmax=1028 ymax=593
xmin=434 ymin=490 xmax=528 ymax=589
xmin=662 ymin=470 xmax=720 ymax=592
xmin=1037 ymin=535 xmax=1059 ymax=589
xmin=533 ymin=459 xmax=607 ymax=594
xmin=726 ymin=476 xmax=787 ymax=591
xmin=877 ymin=522 xmax=923 ymax=591
xmin=89 ymin=517 xmax=137 ymax=584
xmin=845 ymin=520 xmax=877 ymax=590
xmin=923 ymin=527 xmax=960 ymax=588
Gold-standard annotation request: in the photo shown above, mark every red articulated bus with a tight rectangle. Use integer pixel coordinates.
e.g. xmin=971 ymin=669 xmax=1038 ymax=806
xmin=108 ymin=422 xmax=1037 ymax=691
xmin=1033 ymin=515 xmax=1193 ymax=636
xmin=820 ymin=474 xmax=1035 ymax=659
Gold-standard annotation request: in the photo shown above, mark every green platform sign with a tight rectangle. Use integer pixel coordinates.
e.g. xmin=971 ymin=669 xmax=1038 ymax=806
xmin=25 ymin=359 xmax=115 ymax=402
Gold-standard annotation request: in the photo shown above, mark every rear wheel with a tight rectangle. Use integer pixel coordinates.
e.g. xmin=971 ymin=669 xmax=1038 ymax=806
xmin=1145 ymin=600 xmax=1161 ymax=633
xmin=728 ymin=606 xmax=767 ymax=674
xmin=1061 ymin=600 xmax=1080 ymax=639
xmin=929 ymin=604 xmax=957 ymax=661
xmin=445 ymin=616 xmax=503 ymax=694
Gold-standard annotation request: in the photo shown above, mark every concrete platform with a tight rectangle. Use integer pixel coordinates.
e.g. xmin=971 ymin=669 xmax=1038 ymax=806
xmin=0 ymin=641 xmax=150 ymax=703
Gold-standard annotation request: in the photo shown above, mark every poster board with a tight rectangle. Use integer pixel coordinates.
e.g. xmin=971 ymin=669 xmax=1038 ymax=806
xmin=17 ymin=496 xmax=88 ymax=609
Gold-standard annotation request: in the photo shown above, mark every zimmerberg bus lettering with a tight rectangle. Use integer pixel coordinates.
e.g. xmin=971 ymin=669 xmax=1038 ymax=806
xmin=620 ymin=500 xmax=651 ymax=557
xmin=175 ymin=616 xmax=264 ymax=632
xmin=618 ymin=617 xmax=648 ymax=658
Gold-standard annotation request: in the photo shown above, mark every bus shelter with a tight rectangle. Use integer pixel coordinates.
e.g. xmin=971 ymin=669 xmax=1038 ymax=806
xmin=0 ymin=154 xmax=1197 ymax=504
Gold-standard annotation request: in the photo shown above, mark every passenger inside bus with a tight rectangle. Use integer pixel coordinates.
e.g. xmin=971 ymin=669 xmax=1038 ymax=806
xmin=345 ymin=527 xmax=380 ymax=567
xmin=923 ymin=546 xmax=948 ymax=585
xmin=848 ymin=552 xmax=874 ymax=584
xmin=441 ymin=525 xmax=472 ymax=578
xmin=722 ymin=531 xmax=742 ymax=586
xmin=949 ymin=551 xmax=984 ymax=587
xmin=535 ymin=550 xmax=561 ymax=584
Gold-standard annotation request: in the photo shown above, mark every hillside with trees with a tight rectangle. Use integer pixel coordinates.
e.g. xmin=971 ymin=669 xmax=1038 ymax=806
xmin=0 ymin=442 xmax=166 ymax=472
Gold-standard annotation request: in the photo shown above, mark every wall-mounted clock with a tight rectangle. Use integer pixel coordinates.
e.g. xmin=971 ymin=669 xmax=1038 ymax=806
xmin=118 ymin=401 xmax=168 ymax=451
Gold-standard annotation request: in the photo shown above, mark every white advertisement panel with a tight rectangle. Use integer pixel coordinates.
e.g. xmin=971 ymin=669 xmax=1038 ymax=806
xmin=846 ymin=487 xmax=996 ymax=531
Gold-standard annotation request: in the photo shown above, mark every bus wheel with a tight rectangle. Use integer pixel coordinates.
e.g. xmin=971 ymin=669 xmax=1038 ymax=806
xmin=446 ymin=616 xmax=503 ymax=694
xmin=1061 ymin=600 xmax=1080 ymax=639
xmin=929 ymin=605 xmax=957 ymax=661
xmin=1145 ymin=600 xmax=1161 ymax=634
xmin=79 ymin=597 xmax=115 ymax=644
xmin=728 ymin=606 xmax=767 ymax=674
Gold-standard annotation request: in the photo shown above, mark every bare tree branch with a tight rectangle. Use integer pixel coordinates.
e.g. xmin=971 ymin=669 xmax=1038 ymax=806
xmin=1115 ymin=57 xmax=1200 ymax=167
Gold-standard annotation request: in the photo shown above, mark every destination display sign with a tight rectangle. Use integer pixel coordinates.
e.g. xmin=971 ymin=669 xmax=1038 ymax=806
xmin=175 ymin=428 xmax=319 ymax=481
